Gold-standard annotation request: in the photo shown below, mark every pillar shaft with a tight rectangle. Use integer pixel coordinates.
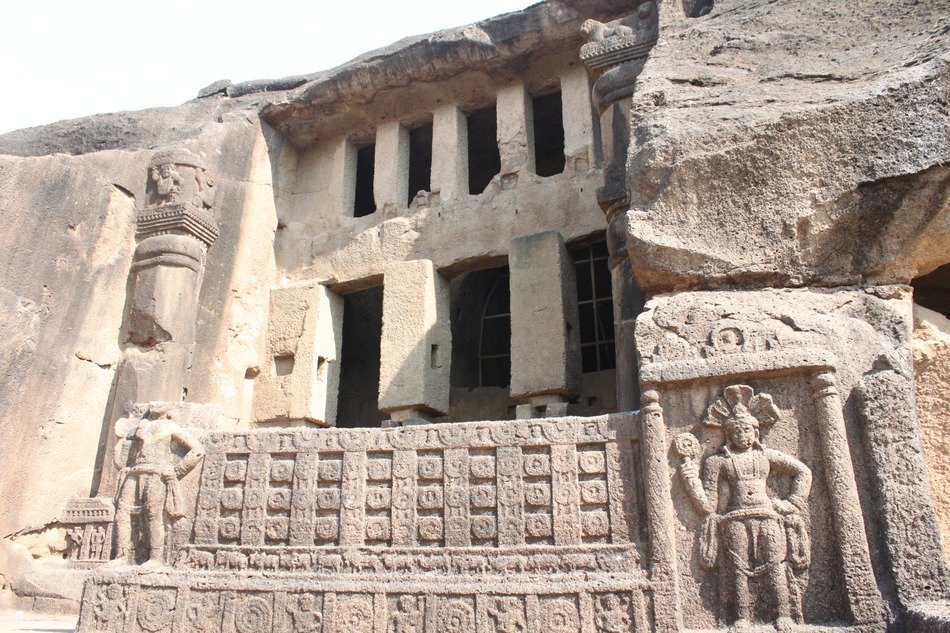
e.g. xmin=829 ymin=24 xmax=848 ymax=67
xmin=509 ymin=231 xmax=580 ymax=404
xmin=253 ymin=282 xmax=343 ymax=426
xmin=811 ymin=371 xmax=885 ymax=625
xmin=611 ymin=258 xmax=644 ymax=411
xmin=496 ymin=82 xmax=535 ymax=177
xmin=374 ymin=121 xmax=410 ymax=213
xmin=560 ymin=67 xmax=598 ymax=173
xmin=379 ymin=259 xmax=452 ymax=418
xmin=432 ymin=104 xmax=468 ymax=201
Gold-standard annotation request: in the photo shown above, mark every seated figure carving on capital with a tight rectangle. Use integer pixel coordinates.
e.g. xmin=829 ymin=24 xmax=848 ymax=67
xmin=674 ymin=384 xmax=813 ymax=631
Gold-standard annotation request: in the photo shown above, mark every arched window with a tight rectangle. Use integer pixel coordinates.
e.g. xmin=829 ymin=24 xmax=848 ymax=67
xmin=478 ymin=271 xmax=511 ymax=387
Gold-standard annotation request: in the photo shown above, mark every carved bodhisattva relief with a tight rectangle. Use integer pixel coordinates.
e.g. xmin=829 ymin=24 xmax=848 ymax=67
xmin=674 ymin=385 xmax=812 ymax=630
xmin=113 ymin=409 xmax=205 ymax=565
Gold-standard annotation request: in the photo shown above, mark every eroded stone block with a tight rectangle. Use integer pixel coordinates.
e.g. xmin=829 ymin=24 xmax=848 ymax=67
xmin=496 ymin=82 xmax=535 ymax=178
xmin=379 ymin=260 xmax=451 ymax=418
xmin=509 ymin=231 xmax=581 ymax=403
xmin=253 ymin=282 xmax=343 ymax=426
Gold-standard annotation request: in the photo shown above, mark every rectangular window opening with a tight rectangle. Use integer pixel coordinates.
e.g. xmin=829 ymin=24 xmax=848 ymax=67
xmin=532 ymin=90 xmax=565 ymax=177
xmin=274 ymin=353 xmax=295 ymax=377
xmin=466 ymin=105 xmax=501 ymax=195
xmin=408 ymin=123 xmax=433 ymax=206
xmin=354 ymin=143 xmax=376 ymax=217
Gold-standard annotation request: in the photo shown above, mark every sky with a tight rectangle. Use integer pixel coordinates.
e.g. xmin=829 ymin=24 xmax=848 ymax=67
xmin=0 ymin=0 xmax=539 ymax=135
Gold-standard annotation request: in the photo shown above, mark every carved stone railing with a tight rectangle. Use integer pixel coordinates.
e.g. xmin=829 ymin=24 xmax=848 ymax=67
xmin=62 ymin=498 xmax=115 ymax=569
xmin=77 ymin=414 xmax=651 ymax=633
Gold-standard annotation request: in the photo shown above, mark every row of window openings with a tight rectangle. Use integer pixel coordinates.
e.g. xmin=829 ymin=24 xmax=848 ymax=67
xmin=353 ymin=91 xmax=567 ymax=217
xmin=479 ymin=241 xmax=614 ymax=388
xmin=309 ymin=241 xmax=612 ymax=428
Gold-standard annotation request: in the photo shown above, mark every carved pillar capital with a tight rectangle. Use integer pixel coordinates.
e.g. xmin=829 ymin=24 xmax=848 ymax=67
xmin=580 ymin=1 xmax=659 ymax=231
xmin=137 ymin=147 xmax=219 ymax=248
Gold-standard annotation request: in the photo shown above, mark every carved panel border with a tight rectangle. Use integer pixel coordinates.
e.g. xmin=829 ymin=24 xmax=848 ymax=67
xmin=639 ymin=347 xmax=884 ymax=631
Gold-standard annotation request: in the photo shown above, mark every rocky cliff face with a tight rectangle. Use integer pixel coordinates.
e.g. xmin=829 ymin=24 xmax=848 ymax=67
xmin=624 ymin=0 xmax=949 ymax=292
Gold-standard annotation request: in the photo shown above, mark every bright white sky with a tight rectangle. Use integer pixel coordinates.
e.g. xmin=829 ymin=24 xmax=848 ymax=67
xmin=0 ymin=0 xmax=538 ymax=135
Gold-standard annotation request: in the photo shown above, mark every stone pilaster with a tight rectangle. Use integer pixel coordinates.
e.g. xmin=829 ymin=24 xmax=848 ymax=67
xmin=580 ymin=4 xmax=658 ymax=413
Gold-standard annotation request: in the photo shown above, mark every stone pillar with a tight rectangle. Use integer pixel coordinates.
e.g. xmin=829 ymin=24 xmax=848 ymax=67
xmin=639 ymin=389 xmax=681 ymax=632
xmin=379 ymin=259 xmax=452 ymax=423
xmin=252 ymin=281 xmax=343 ymax=426
xmin=374 ymin=121 xmax=410 ymax=213
xmin=580 ymin=5 xmax=658 ymax=412
xmin=509 ymin=231 xmax=581 ymax=418
xmin=560 ymin=67 xmax=598 ymax=174
xmin=332 ymin=137 xmax=358 ymax=219
xmin=94 ymin=147 xmax=218 ymax=495
xmin=496 ymin=82 xmax=535 ymax=182
xmin=810 ymin=370 xmax=886 ymax=625
xmin=432 ymin=104 xmax=468 ymax=202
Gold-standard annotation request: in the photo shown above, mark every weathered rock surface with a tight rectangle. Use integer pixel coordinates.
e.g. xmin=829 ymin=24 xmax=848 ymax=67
xmin=914 ymin=305 xmax=950 ymax=559
xmin=624 ymin=0 xmax=950 ymax=292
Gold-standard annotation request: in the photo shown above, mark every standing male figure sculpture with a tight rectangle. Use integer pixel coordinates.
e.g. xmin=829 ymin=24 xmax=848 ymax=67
xmin=113 ymin=407 xmax=205 ymax=565
xmin=674 ymin=385 xmax=812 ymax=630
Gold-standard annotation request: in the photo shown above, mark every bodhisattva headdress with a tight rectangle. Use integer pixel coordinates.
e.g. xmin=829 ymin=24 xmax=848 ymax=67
xmin=703 ymin=384 xmax=780 ymax=431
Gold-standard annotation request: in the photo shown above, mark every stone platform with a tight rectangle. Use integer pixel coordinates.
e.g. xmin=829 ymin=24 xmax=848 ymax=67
xmin=77 ymin=414 xmax=652 ymax=632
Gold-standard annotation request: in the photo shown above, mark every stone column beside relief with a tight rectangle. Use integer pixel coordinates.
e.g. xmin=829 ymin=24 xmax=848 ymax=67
xmin=85 ymin=147 xmax=220 ymax=536
xmin=579 ymin=2 xmax=658 ymax=411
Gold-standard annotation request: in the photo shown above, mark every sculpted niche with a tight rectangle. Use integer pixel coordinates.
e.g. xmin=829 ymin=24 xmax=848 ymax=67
xmin=674 ymin=385 xmax=812 ymax=630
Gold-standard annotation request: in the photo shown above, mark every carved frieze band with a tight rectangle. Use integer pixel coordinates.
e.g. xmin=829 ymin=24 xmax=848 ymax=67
xmin=80 ymin=575 xmax=651 ymax=633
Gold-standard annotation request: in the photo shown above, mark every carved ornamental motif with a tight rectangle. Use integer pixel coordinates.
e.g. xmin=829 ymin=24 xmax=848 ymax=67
xmin=674 ymin=385 xmax=812 ymax=630
xmin=580 ymin=2 xmax=660 ymax=72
